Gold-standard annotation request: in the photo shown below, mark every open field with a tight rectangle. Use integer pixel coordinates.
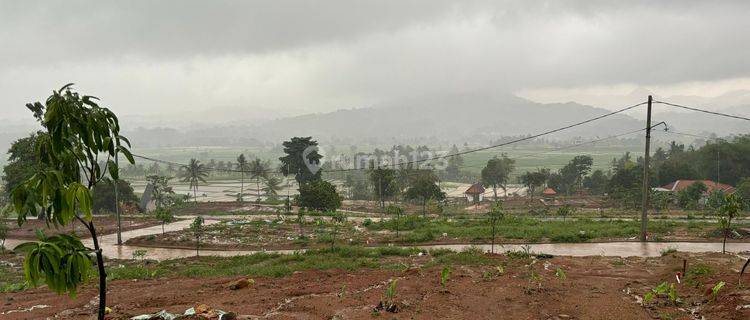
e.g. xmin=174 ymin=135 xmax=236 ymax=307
xmin=1 ymin=216 xmax=161 ymax=240
xmin=125 ymin=213 xmax=750 ymax=251
xmin=126 ymin=144 xmax=642 ymax=180
xmin=1 ymin=248 xmax=749 ymax=319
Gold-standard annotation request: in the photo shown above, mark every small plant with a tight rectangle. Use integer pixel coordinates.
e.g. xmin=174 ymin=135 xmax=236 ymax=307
xmin=385 ymin=205 xmax=404 ymax=240
xmin=643 ymin=282 xmax=680 ymax=305
xmin=710 ymin=281 xmax=725 ymax=301
xmin=154 ymin=208 xmax=174 ymax=235
xmin=376 ymin=279 xmax=398 ymax=313
xmin=718 ymin=193 xmax=742 ymax=254
xmin=556 ymin=205 xmax=576 ymax=221
xmin=440 ymin=266 xmax=451 ymax=289
xmin=525 ymin=270 xmax=544 ymax=294
xmin=190 ymin=216 xmax=204 ymax=256
xmin=496 ymin=265 xmax=505 ymax=275
xmin=132 ymin=249 xmax=147 ymax=261
xmin=555 ymin=267 xmax=567 ymax=282
xmin=338 ymin=285 xmax=347 ymax=299
xmin=660 ymin=247 xmax=677 ymax=256
xmin=486 ymin=202 xmax=504 ymax=254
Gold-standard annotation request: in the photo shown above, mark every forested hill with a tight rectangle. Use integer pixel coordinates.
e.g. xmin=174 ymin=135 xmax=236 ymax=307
xmin=120 ymin=93 xmax=643 ymax=148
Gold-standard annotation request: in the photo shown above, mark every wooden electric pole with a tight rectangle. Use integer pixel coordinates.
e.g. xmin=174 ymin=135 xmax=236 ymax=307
xmin=640 ymin=95 xmax=653 ymax=242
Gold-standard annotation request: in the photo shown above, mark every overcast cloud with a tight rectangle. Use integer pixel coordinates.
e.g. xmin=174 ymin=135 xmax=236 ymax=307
xmin=1 ymin=0 xmax=750 ymax=122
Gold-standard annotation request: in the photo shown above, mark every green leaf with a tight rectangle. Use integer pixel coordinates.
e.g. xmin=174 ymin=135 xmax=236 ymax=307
xmin=118 ymin=146 xmax=135 ymax=164
xmin=107 ymin=160 xmax=119 ymax=180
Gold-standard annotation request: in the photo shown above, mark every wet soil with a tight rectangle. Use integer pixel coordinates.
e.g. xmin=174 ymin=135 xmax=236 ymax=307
xmin=2 ymin=216 xmax=162 ymax=240
xmin=2 ymin=252 xmax=749 ymax=319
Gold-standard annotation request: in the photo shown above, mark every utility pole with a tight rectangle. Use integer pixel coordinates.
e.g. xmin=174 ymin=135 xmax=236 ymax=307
xmin=114 ymin=153 xmax=122 ymax=245
xmin=716 ymin=144 xmax=720 ymax=184
xmin=640 ymin=95 xmax=653 ymax=242
xmin=286 ymin=162 xmax=291 ymax=213
xmin=378 ymin=173 xmax=383 ymax=210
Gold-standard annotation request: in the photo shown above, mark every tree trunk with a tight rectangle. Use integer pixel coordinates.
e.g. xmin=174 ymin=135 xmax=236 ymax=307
xmin=240 ymin=171 xmax=244 ymax=203
xmin=196 ymin=233 xmax=200 ymax=256
xmin=723 ymin=228 xmax=727 ymax=254
xmin=193 ymin=185 xmax=197 ymax=203
xmin=491 ymin=223 xmax=496 ymax=254
xmin=422 ymin=199 xmax=427 ymax=218
xmin=162 ymin=223 xmax=165 ymax=235
xmin=86 ymin=221 xmax=107 ymax=320
xmin=493 ymin=186 xmax=498 ymax=201
xmin=256 ymin=179 xmax=261 ymax=208
xmin=395 ymin=213 xmax=400 ymax=239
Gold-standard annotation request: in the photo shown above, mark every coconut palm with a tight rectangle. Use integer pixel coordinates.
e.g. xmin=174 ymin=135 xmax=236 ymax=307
xmin=181 ymin=158 xmax=208 ymax=203
xmin=248 ymin=158 xmax=270 ymax=204
xmin=263 ymin=175 xmax=284 ymax=197
xmin=236 ymin=154 xmax=248 ymax=202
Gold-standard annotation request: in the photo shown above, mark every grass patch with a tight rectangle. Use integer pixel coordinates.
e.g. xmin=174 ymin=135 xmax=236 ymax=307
xmin=368 ymin=216 xmax=700 ymax=243
xmin=103 ymin=246 xmax=433 ymax=281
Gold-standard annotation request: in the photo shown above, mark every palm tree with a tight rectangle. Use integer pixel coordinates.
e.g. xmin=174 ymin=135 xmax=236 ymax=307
xmin=181 ymin=158 xmax=208 ymax=203
xmin=237 ymin=154 xmax=248 ymax=202
xmin=263 ymin=175 xmax=283 ymax=198
xmin=248 ymin=158 xmax=269 ymax=205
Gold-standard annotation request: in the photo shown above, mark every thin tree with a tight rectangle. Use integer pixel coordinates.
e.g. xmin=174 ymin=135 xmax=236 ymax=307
xmin=487 ymin=202 xmax=504 ymax=254
xmin=369 ymin=164 xmax=397 ymax=209
xmin=718 ymin=193 xmax=742 ymax=254
xmin=249 ymin=158 xmax=269 ymax=205
xmin=386 ymin=205 xmax=404 ymax=240
xmin=237 ymin=154 xmax=248 ymax=202
xmin=181 ymin=158 xmax=208 ymax=203
xmin=11 ymin=84 xmax=135 ymax=320
xmin=190 ymin=216 xmax=204 ymax=256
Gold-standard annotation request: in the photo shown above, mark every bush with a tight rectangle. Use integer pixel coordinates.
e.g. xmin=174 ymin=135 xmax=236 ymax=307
xmin=296 ymin=180 xmax=342 ymax=212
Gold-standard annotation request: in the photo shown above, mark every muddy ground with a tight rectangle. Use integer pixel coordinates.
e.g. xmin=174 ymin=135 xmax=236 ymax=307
xmin=2 ymin=216 xmax=162 ymax=240
xmin=124 ymin=217 xmax=750 ymax=252
xmin=2 ymin=252 xmax=749 ymax=319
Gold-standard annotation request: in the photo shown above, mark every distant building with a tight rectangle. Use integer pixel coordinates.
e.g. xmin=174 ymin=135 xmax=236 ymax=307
xmin=464 ymin=183 xmax=485 ymax=203
xmin=661 ymin=180 xmax=735 ymax=194
xmin=542 ymin=187 xmax=557 ymax=197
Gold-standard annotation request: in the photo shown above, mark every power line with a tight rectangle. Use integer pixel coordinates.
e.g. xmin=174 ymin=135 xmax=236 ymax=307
xmin=131 ymin=153 xmax=279 ymax=175
xmin=324 ymin=101 xmax=647 ymax=173
xmin=654 ymin=100 xmax=750 ymax=122
xmin=322 ymin=125 xmax=651 ymax=184
xmin=130 ymin=100 xmax=647 ymax=176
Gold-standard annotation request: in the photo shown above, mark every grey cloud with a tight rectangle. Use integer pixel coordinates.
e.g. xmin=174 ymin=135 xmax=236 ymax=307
xmin=1 ymin=0 xmax=750 ymax=120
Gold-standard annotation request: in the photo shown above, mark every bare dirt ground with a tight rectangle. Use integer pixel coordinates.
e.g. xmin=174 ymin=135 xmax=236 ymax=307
xmin=2 ymin=252 xmax=749 ymax=319
xmin=2 ymin=216 xmax=162 ymax=240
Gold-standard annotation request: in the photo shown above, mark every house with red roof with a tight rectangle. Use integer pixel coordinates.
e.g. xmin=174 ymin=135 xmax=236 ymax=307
xmin=661 ymin=180 xmax=735 ymax=194
xmin=464 ymin=182 xmax=485 ymax=203
xmin=542 ymin=187 xmax=557 ymax=197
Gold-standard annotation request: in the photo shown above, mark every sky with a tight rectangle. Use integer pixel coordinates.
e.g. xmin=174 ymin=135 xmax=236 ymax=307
xmin=1 ymin=0 xmax=750 ymax=124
